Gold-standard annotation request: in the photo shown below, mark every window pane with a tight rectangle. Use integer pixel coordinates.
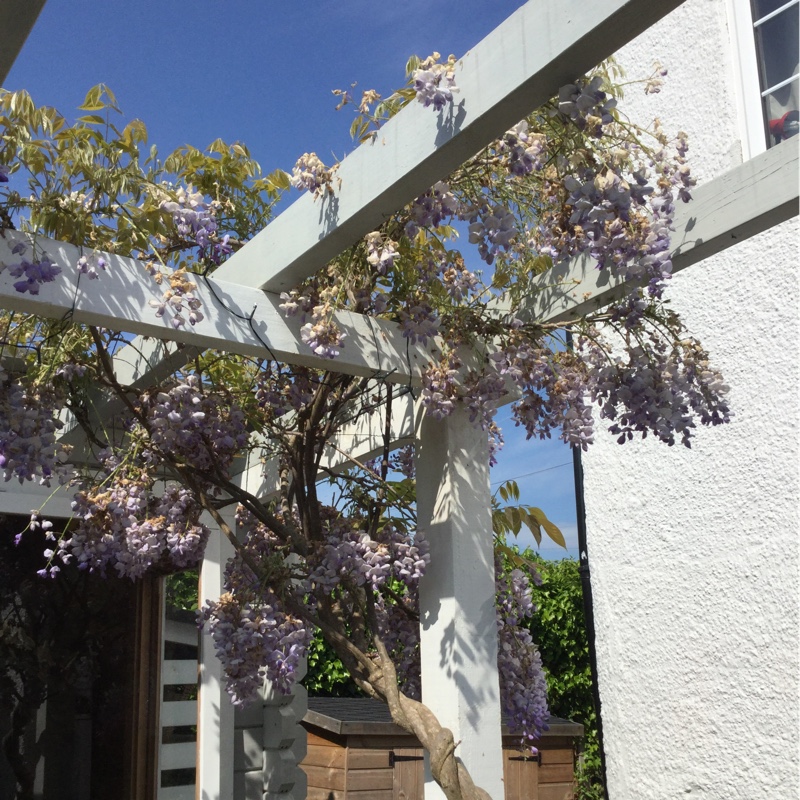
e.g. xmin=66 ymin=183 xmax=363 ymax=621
xmin=752 ymin=0 xmax=797 ymax=21
xmin=764 ymin=81 xmax=799 ymax=144
xmin=754 ymin=8 xmax=799 ymax=90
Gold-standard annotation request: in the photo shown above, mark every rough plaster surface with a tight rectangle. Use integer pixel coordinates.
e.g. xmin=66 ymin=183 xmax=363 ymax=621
xmin=582 ymin=2 xmax=800 ymax=798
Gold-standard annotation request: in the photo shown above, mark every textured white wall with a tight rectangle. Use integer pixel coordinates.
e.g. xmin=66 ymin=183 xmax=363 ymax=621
xmin=582 ymin=1 xmax=800 ymax=798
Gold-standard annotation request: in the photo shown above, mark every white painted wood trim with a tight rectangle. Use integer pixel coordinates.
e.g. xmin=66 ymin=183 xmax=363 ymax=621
xmin=162 ymin=659 xmax=197 ymax=686
xmin=197 ymin=526 xmax=236 ymax=800
xmin=156 ymin=787 xmax=195 ymax=800
xmin=0 ymin=482 xmax=74 ymax=518
xmin=213 ymin=0 xmax=686 ymax=293
xmin=514 ymin=139 xmax=799 ymax=324
xmin=158 ymin=742 xmax=197 ymax=771
xmin=726 ymin=0 xmax=769 ymax=159
xmin=0 ymin=229 xmax=436 ymax=384
xmin=160 ymin=701 xmax=198 ymax=728
xmin=416 ymin=404 xmax=503 ymax=799
xmin=164 ymin=618 xmax=200 ymax=647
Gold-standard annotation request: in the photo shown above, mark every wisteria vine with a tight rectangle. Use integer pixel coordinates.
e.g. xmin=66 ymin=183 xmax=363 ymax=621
xmin=0 ymin=55 xmax=734 ymax=795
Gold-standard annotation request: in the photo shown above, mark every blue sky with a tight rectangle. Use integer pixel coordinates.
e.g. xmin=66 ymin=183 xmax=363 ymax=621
xmin=5 ymin=0 xmax=579 ymax=558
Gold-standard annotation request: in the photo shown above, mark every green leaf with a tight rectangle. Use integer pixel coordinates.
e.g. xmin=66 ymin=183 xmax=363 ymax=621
xmin=529 ymin=507 xmax=566 ymax=549
xmin=405 ymin=54 xmax=422 ymax=76
xmin=521 ymin=509 xmax=543 ymax=546
xmin=208 ymin=138 xmax=228 ymax=155
xmin=265 ymin=168 xmax=291 ymax=191
xmin=78 ymin=86 xmax=105 ymax=112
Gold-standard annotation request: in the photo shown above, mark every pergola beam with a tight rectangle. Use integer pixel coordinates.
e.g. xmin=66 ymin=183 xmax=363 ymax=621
xmin=10 ymin=140 xmax=797 ymax=464
xmin=511 ymin=138 xmax=800 ymax=323
xmin=4 ymin=141 xmax=796 ymax=464
xmin=213 ymin=0 xmax=685 ymax=293
xmin=0 ymin=230 xmax=436 ymax=385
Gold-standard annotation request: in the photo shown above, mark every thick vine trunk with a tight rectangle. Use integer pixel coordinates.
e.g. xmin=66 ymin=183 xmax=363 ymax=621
xmin=374 ymin=645 xmax=494 ymax=800
xmin=356 ymin=610 xmax=494 ymax=800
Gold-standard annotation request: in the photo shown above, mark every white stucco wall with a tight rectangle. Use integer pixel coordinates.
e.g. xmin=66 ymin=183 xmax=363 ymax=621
xmin=582 ymin=1 xmax=800 ymax=798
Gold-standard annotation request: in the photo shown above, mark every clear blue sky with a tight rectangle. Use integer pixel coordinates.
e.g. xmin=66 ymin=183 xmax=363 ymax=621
xmin=5 ymin=0 xmax=579 ymax=558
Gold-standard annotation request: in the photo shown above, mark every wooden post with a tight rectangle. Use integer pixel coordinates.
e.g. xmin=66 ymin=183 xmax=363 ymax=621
xmin=416 ymin=405 xmax=503 ymax=799
xmin=197 ymin=527 xmax=236 ymax=799
xmin=130 ymin=576 xmax=163 ymax=800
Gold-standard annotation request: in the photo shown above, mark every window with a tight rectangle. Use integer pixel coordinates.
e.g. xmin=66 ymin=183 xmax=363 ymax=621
xmin=753 ymin=0 xmax=799 ymax=145
xmin=729 ymin=0 xmax=799 ymax=155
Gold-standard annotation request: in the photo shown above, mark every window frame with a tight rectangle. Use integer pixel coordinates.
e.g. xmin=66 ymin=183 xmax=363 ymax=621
xmin=728 ymin=0 xmax=771 ymax=158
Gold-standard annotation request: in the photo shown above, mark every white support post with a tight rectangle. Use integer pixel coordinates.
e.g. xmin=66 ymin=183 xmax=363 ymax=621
xmin=416 ymin=405 xmax=503 ymax=800
xmin=261 ymin=666 xmax=308 ymax=800
xmin=197 ymin=526 xmax=236 ymax=800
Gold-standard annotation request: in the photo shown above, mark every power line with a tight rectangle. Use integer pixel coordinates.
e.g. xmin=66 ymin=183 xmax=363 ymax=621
xmin=491 ymin=461 xmax=572 ymax=486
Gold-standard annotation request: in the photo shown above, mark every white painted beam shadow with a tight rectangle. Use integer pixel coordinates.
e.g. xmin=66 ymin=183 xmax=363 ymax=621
xmin=213 ymin=0 xmax=685 ymax=294
xmin=510 ymin=139 xmax=800 ymax=324
xmin=0 ymin=230 xmax=436 ymax=385
xmin=0 ymin=0 xmax=46 ymax=85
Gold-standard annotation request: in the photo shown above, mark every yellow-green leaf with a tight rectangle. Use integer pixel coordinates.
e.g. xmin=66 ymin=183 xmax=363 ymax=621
xmin=529 ymin=507 xmax=566 ymax=548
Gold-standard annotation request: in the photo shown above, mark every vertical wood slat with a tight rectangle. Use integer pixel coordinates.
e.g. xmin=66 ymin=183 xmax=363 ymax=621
xmin=392 ymin=748 xmax=424 ymax=800
xmin=130 ymin=576 xmax=163 ymax=800
xmin=503 ymin=750 xmax=540 ymax=800
xmin=157 ymin=583 xmax=201 ymax=800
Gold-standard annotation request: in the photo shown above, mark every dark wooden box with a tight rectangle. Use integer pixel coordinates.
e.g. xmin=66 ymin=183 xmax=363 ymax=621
xmin=301 ymin=697 xmax=583 ymax=800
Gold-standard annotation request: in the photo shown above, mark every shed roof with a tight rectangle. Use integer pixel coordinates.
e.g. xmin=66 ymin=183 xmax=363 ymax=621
xmin=304 ymin=697 xmax=584 ymax=739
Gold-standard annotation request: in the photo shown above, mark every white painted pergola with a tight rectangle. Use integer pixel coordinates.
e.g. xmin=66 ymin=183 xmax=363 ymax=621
xmin=1 ymin=1 xmax=798 ymax=798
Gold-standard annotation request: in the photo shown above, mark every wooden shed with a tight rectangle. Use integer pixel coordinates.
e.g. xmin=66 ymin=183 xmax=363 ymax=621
xmin=300 ymin=697 xmax=583 ymax=800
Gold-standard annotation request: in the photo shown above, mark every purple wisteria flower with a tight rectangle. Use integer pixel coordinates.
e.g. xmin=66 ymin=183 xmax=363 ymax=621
xmin=5 ymin=254 xmax=61 ymax=294
xmin=77 ymin=253 xmax=108 ymax=279
xmin=413 ymin=53 xmax=459 ymax=111
xmin=161 ymin=185 xmax=232 ymax=265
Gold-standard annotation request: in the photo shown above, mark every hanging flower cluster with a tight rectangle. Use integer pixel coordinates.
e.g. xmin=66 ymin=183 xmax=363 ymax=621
xmin=1 ymin=241 xmax=61 ymax=295
xmin=161 ymin=185 xmax=232 ymax=266
xmin=290 ymin=152 xmax=339 ymax=197
xmin=52 ymin=480 xmax=210 ymax=579
xmin=33 ymin=378 xmax=248 ymax=578
xmin=148 ymin=268 xmax=205 ymax=329
xmin=139 ymin=375 xmax=248 ymax=475
xmin=201 ymin=510 xmax=430 ymax=705
xmin=201 ymin=524 xmax=311 ymax=703
xmin=412 ymin=53 xmax=459 ymax=111
xmin=0 ymin=367 xmax=70 ymax=485
xmin=495 ymin=560 xmax=549 ymax=747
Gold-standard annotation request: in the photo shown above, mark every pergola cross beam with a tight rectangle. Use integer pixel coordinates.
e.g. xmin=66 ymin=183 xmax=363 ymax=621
xmin=213 ymin=0 xmax=685 ymax=294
